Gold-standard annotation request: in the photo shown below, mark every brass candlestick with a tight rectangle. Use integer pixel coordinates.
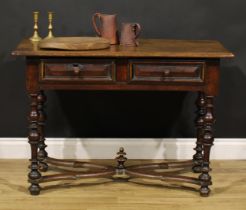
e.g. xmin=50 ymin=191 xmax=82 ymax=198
xmin=30 ymin=11 xmax=42 ymax=42
xmin=45 ymin=12 xmax=54 ymax=39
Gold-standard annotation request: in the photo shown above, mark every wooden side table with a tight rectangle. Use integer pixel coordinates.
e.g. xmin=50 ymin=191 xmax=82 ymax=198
xmin=12 ymin=39 xmax=234 ymax=196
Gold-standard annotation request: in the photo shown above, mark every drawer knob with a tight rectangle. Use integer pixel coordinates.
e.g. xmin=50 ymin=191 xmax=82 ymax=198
xmin=163 ymin=69 xmax=170 ymax=76
xmin=72 ymin=64 xmax=84 ymax=75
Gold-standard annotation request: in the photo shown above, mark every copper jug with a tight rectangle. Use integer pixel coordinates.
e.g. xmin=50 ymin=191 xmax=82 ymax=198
xmin=92 ymin=13 xmax=118 ymax=45
xmin=120 ymin=23 xmax=141 ymax=46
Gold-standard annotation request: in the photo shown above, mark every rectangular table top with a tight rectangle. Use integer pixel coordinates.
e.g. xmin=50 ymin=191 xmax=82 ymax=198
xmin=12 ymin=38 xmax=234 ymax=58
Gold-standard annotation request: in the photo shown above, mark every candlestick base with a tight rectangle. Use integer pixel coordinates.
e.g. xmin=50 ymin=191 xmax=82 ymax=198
xmin=30 ymin=32 xmax=42 ymax=42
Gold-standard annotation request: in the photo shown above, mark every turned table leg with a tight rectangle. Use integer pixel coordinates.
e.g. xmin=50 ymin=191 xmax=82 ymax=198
xmin=193 ymin=92 xmax=206 ymax=173
xmin=199 ymin=95 xmax=215 ymax=196
xmin=37 ymin=91 xmax=48 ymax=172
xmin=28 ymin=93 xmax=41 ymax=195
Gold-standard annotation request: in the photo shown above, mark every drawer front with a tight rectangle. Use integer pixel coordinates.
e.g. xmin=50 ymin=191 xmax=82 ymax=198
xmin=130 ymin=61 xmax=205 ymax=83
xmin=40 ymin=60 xmax=116 ymax=83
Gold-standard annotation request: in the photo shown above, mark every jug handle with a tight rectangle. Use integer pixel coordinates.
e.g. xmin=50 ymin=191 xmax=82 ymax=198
xmin=92 ymin=13 xmax=102 ymax=36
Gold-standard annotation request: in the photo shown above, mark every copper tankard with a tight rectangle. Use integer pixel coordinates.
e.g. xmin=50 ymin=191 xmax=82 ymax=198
xmin=120 ymin=23 xmax=141 ymax=46
xmin=92 ymin=13 xmax=118 ymax=45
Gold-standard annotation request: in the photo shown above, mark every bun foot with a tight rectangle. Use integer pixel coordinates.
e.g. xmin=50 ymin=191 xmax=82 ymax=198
xmin=29 ymin=184 xmax=41 ymax=196
xmin=200 ymin=186 xmax=210 ymax=197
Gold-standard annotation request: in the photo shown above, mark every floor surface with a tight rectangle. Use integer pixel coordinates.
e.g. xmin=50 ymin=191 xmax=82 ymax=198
xmin=0 ymin=160 xmax=245 ymax=210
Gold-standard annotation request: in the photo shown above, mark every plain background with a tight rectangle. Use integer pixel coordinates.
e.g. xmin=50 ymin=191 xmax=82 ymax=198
xmin=0 ymin=0 xmax=245 ymax=138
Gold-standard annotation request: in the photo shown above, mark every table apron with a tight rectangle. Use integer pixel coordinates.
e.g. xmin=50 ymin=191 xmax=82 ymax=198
xmin=38 ymin=83 xmax=205 ymax=92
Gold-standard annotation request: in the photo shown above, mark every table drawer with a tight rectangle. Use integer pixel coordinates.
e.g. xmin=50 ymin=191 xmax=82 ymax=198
xmin=130 ymin=61 xmax=205 ymax=83
xmin=40 ymin=60 xmax=116 ymax=83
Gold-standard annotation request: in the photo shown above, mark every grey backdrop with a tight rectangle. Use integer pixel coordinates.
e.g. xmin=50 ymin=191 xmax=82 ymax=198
xmin=0 ymin=0 xmax=245 ymax=138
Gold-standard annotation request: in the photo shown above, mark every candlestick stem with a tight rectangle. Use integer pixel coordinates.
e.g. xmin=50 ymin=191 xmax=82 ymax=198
xmin=45 ymin=12 xmax=54 ymax=39
xmin=30 ymin=11 xmax=42 ymax=42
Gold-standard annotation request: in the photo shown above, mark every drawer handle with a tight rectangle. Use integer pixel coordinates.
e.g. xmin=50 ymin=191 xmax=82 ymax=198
xmin=72 ymin=64 xmax=84 ymax=75
xmin=163 ymin=69 xmax=170 ymax=76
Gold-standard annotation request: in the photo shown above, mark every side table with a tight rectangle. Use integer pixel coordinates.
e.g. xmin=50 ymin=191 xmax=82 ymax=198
xmin=12 ymin=39 xmax=234 ymax=196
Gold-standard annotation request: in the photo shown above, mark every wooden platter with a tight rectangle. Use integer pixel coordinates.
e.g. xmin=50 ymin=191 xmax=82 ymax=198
xmin=39 ymin=37 xmax=110 ymax=50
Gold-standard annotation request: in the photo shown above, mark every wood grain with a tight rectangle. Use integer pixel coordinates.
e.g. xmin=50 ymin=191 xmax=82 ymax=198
xmin=39 ymin=37 xmax=110 ymax=51
xmin=12 ymin=39 xmax=234 ymax=58
xmin=0 ymin=160 xmax=245 ymax=210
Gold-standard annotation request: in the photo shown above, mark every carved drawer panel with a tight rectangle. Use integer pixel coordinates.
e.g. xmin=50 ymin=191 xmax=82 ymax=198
xmin=40 ymin=59 xmax=116 ymax=83
xmin=129 ymin=61 xmax=205 ymax=84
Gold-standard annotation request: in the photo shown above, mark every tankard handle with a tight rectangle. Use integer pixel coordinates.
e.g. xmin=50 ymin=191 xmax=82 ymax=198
xmin=134 ymin=23 xmax=141 ymax=39
xmin=92 ymin=13 xmax=102 ymax=36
